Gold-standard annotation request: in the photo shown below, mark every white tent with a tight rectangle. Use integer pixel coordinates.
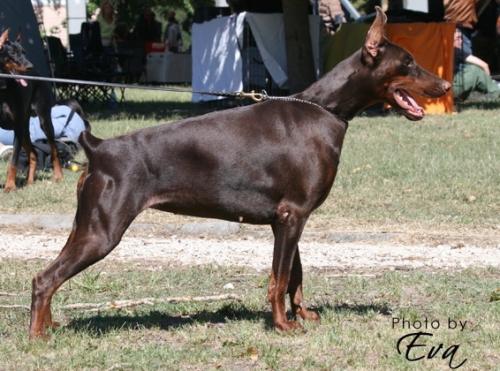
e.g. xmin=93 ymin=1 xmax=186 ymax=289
xmin=192 ymin=12 xmax=321 ymax=102
xmin=0 ymin=0 xmax=50 ymax=76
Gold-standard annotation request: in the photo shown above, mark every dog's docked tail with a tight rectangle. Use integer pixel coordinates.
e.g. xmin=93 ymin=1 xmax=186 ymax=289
xmin=78 ymin=130 xmax=102 ymax=160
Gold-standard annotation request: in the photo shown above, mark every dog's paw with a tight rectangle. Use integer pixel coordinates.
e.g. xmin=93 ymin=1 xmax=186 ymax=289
xmin=47 ymin=320 xmax=61 ymax=330
xmin=298 ymin=308 xmax=321 ymax=322
xmin=275 ymin=320 xmax=304 ymax=332
xmin=28 ymin=328 xmax=50 ymax=341
xmin=3 ymin=185 xmax=16 ymax=193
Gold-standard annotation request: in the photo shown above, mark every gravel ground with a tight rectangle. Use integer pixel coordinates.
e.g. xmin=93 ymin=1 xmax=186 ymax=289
xmin=1 ymin=232 xmax=498 ymax=272
xmin=0 ymin=214 xmax=498 ymax=272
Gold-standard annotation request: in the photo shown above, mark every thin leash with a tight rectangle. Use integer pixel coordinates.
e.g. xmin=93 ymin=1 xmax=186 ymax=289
xmin=0 ymin=72 xmax=325 ymax=109
xmin=0 ymin=72 xmax=262 ymax=101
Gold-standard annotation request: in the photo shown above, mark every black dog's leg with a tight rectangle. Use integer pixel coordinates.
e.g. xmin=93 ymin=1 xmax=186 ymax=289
xmin=2 ymin=103 xmax=20 ymax=192
xmin=34 ymin=86 xmax=63 ymax=182
xmin=4 ymin=119 xmax=39 ymax=191
xmin=4 ymin=131 xmax=22 ymax=192
xmin=288 ymin=248 xmax=320 ymax=322
xmin=5 ymin=159 xmax=17 ymax=192
xmin=22 ymin=136 xmax=38 ymax=185
xmin=268 ymin=204 xmax=307 ymax=331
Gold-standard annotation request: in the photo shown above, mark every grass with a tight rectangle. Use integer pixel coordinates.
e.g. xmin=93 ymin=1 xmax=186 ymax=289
xmin=0 ymin=260 xmax=498 ymax=370
xmin=0 ymin=90 xmax=498 ymax=233
xmin=328 ymin=109 xmax=500 ymax=229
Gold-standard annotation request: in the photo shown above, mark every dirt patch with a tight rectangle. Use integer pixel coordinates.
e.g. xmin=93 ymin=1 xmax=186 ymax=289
xmin=0 ymin=213 xmax=498 ymax=272
xmin=1 ymin=232 xmax=498 ymax=272
xmin=0 ymin=212 xmax=499 ymax=246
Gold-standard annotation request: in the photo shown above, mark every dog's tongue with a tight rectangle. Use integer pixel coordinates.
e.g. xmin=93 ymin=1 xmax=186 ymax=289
xmin=16 ymin=78 xmax=28 ymax=87
xmin=395 ymin=89 xmax=424 ymax=117
xmin=10 ymin=72 xmax=28 ymax=87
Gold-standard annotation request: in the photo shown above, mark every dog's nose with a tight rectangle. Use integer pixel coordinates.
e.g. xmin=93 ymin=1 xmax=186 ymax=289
xmin=442 ymin=80 xmax=451 ymax=92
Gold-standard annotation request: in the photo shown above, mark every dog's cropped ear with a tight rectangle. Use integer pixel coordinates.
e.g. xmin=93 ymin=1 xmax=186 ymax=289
xmin=15 ymin=32 xmax=22 ymax=43
xmin=362 ymin=6 xmax=387 ymax=64
xmin=0 ymin=29 xmax=9 ymax=49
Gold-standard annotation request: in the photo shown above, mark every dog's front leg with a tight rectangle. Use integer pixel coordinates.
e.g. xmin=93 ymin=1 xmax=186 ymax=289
xmin=4 ymin=135 xmax=21 ymax=192
xmin=268 ymin=204 xmax=307 ymax=331
xmin=4 ymin=163 xmax=17 ymax=192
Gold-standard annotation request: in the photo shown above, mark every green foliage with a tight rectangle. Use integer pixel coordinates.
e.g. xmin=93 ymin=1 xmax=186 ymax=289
xmin=351 ymin=0 xmax=378 ymax=15
xmin=86 ymin=1 xmax=99 ymax=17
xmin=86 ymin=0 xmax=214 ymax=25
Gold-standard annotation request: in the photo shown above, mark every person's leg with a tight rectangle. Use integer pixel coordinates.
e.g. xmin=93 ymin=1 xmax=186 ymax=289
xmin=472 ymin=66 xmax=500 ymax=96
xmin=453 ymin=64 xmax=500 ymax=100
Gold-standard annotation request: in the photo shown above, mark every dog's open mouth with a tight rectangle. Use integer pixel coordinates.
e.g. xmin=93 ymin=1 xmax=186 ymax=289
xmin=393 ymin=89 xmax=424 ymax=120
xmin=10 ymin=71 xmax=28 ymax=87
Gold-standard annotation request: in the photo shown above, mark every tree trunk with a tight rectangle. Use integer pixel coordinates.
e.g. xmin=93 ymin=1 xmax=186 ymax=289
xmin=282 ymin=0 xmax=316 ymax=93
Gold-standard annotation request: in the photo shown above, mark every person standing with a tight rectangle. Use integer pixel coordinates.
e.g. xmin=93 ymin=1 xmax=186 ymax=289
xmin=133 ymin=7 xmax=162 ymax=45
xmin=97 ymin=0 xmax=116 ymax=49
xmin=444 ymin=0 xmax=479 ymax=54
xmin=164 ymin=11 xmax=183 ymax=53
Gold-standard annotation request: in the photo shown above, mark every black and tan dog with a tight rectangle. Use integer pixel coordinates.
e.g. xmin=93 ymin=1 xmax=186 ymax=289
xmin=29 ymin=8 xmax=450 ymax=337
xmin=0 ymin=29 xmax=63 ymax=192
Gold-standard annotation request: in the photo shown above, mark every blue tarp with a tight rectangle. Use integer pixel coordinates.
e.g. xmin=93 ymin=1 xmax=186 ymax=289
xmin=0 ymin=105 xmax=86 ymax=144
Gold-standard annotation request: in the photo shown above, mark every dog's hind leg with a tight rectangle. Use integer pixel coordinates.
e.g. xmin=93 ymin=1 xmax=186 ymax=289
xmin=29 ymin=172 xmax=139 ymax=338
xmin=288 ymin=248 xmax=320 ymax=322
xmin=40 ymin=118 xmax=63 ymax=182
xmin=35 ymin=90 xmax=63 ymax=182
xmin=22 ymin=139 xmax=37 ymax=185
xmin=48 ymin=143 xmax=63 ymax=182
xmin=268 ymin=204 xmax=308 ymax=331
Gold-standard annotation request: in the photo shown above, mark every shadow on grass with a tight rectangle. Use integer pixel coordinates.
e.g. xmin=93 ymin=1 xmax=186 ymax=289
xmin=318 ymin=302 xmax=393 ymax=316
xmin=65 ymin=301 xmax=393 ymax=336
xmin=66 ymin=303 xmax=273 ymax=336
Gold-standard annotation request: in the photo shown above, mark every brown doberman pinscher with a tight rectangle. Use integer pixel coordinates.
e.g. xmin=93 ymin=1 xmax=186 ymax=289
xmin=29 ymin=8 xmax=450 ymax=338
xmin=0 ymin=29 xmax=63 ymax=192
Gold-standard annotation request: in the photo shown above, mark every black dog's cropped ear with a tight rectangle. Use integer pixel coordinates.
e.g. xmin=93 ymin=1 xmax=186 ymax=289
xmin=362 ymin=6 xmax=387 ymax=64
xmin=16 ymin=32 xmax=22 ymax=43
xmin=0 ymin=29 xmax=9 ymax=49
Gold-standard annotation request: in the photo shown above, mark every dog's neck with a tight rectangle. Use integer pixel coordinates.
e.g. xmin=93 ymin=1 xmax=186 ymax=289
xmin=296 ymin=50 xmax=378 ymax=122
